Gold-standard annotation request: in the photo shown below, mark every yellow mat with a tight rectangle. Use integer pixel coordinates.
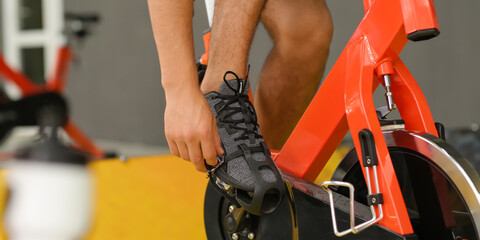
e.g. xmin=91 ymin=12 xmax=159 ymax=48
xmin=85 ymin=155 xmax=208 ymax=240
xmin=0 ymin=155 xmax=208 ymax=240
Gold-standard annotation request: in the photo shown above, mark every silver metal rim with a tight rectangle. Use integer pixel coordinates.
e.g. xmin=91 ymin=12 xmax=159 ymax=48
xmin=333 ymin=129 xmax=480 ymax=235
xmin=382 ymin=130 xmax=480 ymax=233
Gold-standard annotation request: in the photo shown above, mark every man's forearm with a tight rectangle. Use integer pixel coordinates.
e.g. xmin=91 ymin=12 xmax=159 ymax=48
xmin=148 ymin=0 xmax=198 ymax=94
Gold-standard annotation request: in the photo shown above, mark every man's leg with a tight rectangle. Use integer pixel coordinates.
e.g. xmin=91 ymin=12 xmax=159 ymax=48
xmin=200 ymin=0 xmax=266 ymax=93
xmin=199 ymin=0 xmax=286 ymax=215
xmin=255 ymin=0 xmax=333 ymax=150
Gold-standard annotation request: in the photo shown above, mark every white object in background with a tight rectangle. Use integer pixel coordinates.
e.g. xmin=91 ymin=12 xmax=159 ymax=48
xmin=5 ymin=162 xmax=93 ymax=240
xmin=1 ymin=0 xmax=65 ymax=99
xmin=205 ymin=0 xmax=215 ymax=27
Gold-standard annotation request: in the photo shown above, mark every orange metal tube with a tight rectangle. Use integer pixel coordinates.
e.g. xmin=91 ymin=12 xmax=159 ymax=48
xmin=400 ymin=0 xmax=439 ymax=35
xmin=47 ymin=47 xmax=73 ymax=93
xmin=343 ymin=37 xmax=413 ymax=235
xmin=0 ymin=54 xmax=42 ymax=96
xmin=63 ymin=120 xmax=104 ymax=158
xmin=362 ymin=0 xmax=375 ymax=12
xmin=200 ymin=31 xmax=211 ymax=65
xmin=390 ymin=59 xmax=437 ymax=134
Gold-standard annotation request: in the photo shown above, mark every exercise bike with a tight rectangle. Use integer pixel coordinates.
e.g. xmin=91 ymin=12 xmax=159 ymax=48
xmin=201 ymin=0 xmax=480 ymax=239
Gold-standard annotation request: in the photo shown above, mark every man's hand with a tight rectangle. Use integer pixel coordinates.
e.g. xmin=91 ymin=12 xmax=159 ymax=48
xmin=148 ymin=0 xmax=222 ymax=171
xmin=164 ymin=88 xmax=224 ymax=172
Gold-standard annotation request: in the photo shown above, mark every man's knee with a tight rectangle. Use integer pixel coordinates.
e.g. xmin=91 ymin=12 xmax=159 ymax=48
xmin=272 ymin=10 xmax=333 ymax=61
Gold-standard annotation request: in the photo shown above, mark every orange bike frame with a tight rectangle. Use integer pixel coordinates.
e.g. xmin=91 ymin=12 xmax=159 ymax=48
xmin=199 ymin=0 xmax=440 ymax=235
xmin=273 ymin=0 xmax=439 ymax=235
xmin=0 ymin=47 xmax=104 ymax=158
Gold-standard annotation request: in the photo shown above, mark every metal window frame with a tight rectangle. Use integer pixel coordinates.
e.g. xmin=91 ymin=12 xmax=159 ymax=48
xmin=1 ymin=0 xmax=64 ymax=97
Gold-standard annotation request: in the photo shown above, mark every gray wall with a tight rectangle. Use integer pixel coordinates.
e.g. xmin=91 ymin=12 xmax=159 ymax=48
xmin=64 ymin=0 xmax=480 ymax=146
xmin=65 ymin=1 xmax=166 ymax=145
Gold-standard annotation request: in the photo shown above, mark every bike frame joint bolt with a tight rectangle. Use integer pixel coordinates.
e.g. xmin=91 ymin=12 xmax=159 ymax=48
xmin=232 ymin=233 xmax=239 ymax=240
xmin=248 ymin=232 xmax=255 ymax=239
xmin=372 ymin=198 xmax=377 ymax=203
xmin=229 ymin=205 xmax=234 ymax=212
xmin=367 ymin=158 xmax=371 ymax=165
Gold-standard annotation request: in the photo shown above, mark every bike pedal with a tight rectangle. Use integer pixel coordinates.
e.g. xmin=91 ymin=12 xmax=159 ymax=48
xmin=215 ymin=176 xmax=231 ymax=191
xmin=205 ymin=155 xmax=224 ymax=174
xmin=207 ymin=173 xmax=241 ymax=207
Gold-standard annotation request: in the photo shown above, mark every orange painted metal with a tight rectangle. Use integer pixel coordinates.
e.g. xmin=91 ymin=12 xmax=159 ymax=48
xmin=362 ymin=0 xmax=375 ymax=11
xmin=390 ymin=59 xmax=437 ymax=134
xmin=64 ymin=120 xmax=104 ymax=158
xmin=277 ymin=0 xmax=409 ymax=180
xmin=375 ymin=59 xmax=395 ymax=77
xmin=400 ymin=0 xmax=439 ymax=35
xmin=275 ymin=0 xmax=441 ymax=235
xmin=0 ymin=54 xmax=43 ymax=96
xmin=343 ymin=37 xmax=412 ymax=235
xmin=200 ymin=31 xmax=211 ymax=65
xmin=47 ymin=47 xmax=73 ymax=93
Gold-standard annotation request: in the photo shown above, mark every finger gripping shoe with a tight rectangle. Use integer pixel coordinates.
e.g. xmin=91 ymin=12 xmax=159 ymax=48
xmin=204 ymin=71 xmax=285 ymax=216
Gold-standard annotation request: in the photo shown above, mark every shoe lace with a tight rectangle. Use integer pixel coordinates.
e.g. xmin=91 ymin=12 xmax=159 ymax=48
xmin=216 ymin=70 xmax=262 ymax=144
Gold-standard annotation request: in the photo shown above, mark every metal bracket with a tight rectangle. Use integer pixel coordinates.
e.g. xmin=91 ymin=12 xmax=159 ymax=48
xmin=321 ymin=181 xmax=357 ymax=236
xmin=321 ymin=162 xmax=384 ymax=236
xmin=367 ymin=193 xmax=384 ymax=206
xmin=321 ymin=130 xmax=384 ymax=237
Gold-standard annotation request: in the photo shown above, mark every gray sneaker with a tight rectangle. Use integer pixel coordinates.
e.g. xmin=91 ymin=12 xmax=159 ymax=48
xmin=204 ymin=71 xmax=284 ymax=215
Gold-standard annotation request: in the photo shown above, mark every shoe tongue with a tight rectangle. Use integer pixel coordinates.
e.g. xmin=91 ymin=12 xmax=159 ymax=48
xmin=219 ymin=79 xmax=250 ymax=96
